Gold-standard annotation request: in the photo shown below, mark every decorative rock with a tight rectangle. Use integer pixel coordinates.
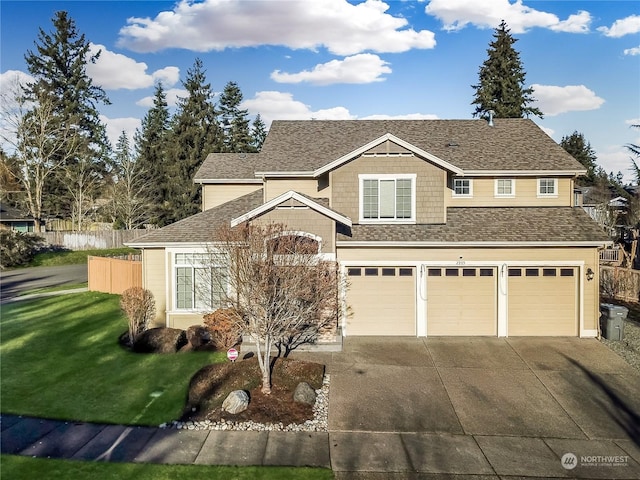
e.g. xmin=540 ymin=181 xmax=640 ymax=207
xmin=186 ymin=325 xmax=214 ymax=350
xmin=293 ymin=381 xmax=317 ymax=405
xmin=222 ymin=390 xmax=249 ymax=414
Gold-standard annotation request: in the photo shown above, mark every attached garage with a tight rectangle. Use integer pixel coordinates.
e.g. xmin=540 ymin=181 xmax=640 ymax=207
xmin=345 ymin=266 xmax=416 ymax=335
xmin=507 ymin=266 xmax=578 ymax=336
xmin=426 ymin=267 xmax=497 ymax=336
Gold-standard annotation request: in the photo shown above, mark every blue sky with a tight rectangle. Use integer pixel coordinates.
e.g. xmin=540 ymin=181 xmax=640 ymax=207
xmin=1 ymin=0 xmax=639 ymax=180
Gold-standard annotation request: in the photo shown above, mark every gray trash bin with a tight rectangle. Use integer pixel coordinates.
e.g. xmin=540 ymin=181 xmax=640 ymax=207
xmin=599 ymin=303 xmax=628 ymax=341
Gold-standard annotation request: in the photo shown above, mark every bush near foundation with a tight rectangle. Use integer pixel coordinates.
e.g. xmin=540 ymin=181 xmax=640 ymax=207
xmin=203 ymin=308 xmax=243 ymax=350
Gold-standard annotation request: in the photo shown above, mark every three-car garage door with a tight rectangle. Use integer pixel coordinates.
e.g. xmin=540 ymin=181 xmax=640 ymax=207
xmin=346 ymin=266 xmax=415 ymax=335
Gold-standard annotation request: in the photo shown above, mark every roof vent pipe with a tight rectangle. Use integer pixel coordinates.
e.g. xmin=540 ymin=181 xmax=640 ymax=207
xmin=487 ymin=110 xmax=495 ymax=127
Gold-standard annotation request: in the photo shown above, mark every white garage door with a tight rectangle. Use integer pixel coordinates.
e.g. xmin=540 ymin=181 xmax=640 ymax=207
xmin=508 ymin=267 xmax=578 ymax=336
xmin=346 ymin=266 xmax=416 ymax=336
xmin=427 ymin=267 xmax=497 ymax=336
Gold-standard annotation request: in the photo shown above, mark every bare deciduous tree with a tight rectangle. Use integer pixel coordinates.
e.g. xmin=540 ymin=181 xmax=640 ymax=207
xmin=0 ymin=76 xmax=80 ymax=232
xmin=209 ymin=222 xmax=341 ymax=395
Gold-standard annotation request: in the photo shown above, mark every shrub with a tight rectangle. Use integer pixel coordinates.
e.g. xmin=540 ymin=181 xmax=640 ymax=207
xmin=120 ymin=287 xmax=156 ymax=345
xmin=203 ymin=308 xmax=243 ymax=350
xmin=0 ymin=230 xmax=44 ymax=269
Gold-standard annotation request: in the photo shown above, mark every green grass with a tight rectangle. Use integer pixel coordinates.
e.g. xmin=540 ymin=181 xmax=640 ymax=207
xmin=0 ymin=456 xmax=334 ymax=480
xmin=18 ymin=282 xmax=88 ymax=296
xmin=29 ymin=247 xmax=139 ymax=267
xmin=0 ymin=292 xmax=227 ymax=425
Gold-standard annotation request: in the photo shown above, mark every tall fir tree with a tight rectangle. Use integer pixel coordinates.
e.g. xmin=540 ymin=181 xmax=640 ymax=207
xmin=24 ymin=11 xmax=111 ymax=227
xmin=165 ymin=59 xmax=221 ymax=223
xmin=560 ymin=131 xmax=598 ymax=186
xmin=251 ymin=114 xmax=268 ymax=151
xmin=134 ymin=82 xmax=171 ymax=226
xmin=219 ymin=81 xmax=254 ymax=153
xmin=471 ymin=21 xmax=542 ymax=119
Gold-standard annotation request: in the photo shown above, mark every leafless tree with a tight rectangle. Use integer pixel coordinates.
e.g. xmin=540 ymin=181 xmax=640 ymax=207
xmin=0 ymin=75 xmax=80 ymax=232
xmin=209 ymin=222 xmax=341 ymax=395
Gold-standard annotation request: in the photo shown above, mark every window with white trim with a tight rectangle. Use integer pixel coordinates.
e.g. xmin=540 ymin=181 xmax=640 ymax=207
xmin=359 ymin=174 xmax=416 ymax=222
xmin=175 ymin=253 xmax=227 ymax=310
xmin=453 ymin=178 xmax=472 ymax=197
xmin=495 ymin=178 xmax=515 ymax=197
xmin=537 ymin=178 xmax=558 ymax=197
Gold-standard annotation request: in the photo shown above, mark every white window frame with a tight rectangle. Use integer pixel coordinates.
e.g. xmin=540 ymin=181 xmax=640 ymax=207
xmin=452 ymin=177 xmax=473 ymax=198
xmin=172 ymin=250 xmax=228 ymax=312
xmin=537 ymin=178 xmax=558 ymax=198
xmin=495 ymin=178 xmax=515 ymax=198
xmin=358 ymin=174 xmax=416 ymax=224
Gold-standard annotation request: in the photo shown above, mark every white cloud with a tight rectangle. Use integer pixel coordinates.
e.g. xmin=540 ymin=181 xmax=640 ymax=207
xmin=538 ymin=125 xmax=555 ymax=138
xmin=271 ymin=54 xmax=391 ymax=85
xmin=100 ymin=115 xmax=141 ymax=148
xmin=626 ymin=118 xmax=640 ymax=126
xmin=0 ymin=70 xmax=34 ymax=93
xmin=136 ymin=88 xmax=188 ymax=108
xmin=598 ymin=146 xmax=636 ymax=182
xmin=531 ymin=84 xmax=605 ymax=116
xmin=624 ymin=46 xmax=640 ymax=56
xmin=425 ymin=0 xmax=591 ymax=34
xmin=0 ymin=71 xmax=36 ymax=150
xmin=241 ymin=91 xmax=354 ymax=126
xmin=86 ymin=43 xmax=180 ymax=90
xmin=118 ymin=0 xmax=436 ymax=55
xmin=597 ymin=15 xmax=640 ymax=38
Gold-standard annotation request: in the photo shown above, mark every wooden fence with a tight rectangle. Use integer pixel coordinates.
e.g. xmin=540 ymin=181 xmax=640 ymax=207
xmin=600 ymin=266 xmax=640 ymax=302
xmin=41 ymin=230 xmax=148 ymax=250
xmin=88 ymin=256 xmax=142 ymax=295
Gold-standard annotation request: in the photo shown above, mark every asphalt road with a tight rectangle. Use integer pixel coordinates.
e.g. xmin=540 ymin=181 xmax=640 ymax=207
xmin=0 ymin=264 xmax=88 ymax=302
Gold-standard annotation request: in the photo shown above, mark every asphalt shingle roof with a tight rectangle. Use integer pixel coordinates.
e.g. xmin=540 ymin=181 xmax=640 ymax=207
xmin=195 ymin=119 xmax=585 ymax=180
xmin=338 ymin=207 xmax=610 ymax=244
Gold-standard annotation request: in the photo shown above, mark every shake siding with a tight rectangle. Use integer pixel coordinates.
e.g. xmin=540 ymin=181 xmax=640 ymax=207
xmin=143 ymin=249 xmax=167 ymax=328
xmin=447 ymin=177 xmax=573 ymax=207
xmin=331 ymin=154 xmax=446 ymax=224
xmin=202 ymin=184 xmax=262 ymax=210
xmin=254 ymin=208 xmax=335 ymax=253
xmin=265 ymin=178 xmax=330 ymax=202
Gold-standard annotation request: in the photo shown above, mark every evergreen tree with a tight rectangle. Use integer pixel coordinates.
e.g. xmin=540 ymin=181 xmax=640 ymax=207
xmin=471 ymin=21 xmax=542 ymax=119
xmin=251 ymin=114 xmax=268 ymax=151
xmin=24 ymin=11 xmax=111 ymax=228
xmin=560 ymin=131 xmax=598 ymax=186
xmin=165 ymin=59 xmax=221 ymax=223
xmin=134 ymin=82 xmax=171 ymax=226
xmin=219 ymin=81 xmax=254 ymax=153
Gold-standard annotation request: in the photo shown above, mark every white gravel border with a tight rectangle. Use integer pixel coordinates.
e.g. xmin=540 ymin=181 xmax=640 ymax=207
xmin=161 ymin=374 xmax=330 ymax=432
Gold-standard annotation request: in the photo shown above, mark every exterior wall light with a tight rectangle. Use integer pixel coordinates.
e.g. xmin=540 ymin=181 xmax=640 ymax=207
xmin=586 ymin=268 xmax=595 ymax=281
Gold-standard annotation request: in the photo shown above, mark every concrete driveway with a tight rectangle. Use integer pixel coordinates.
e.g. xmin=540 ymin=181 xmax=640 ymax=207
xmin=298 ymin=336 xmax=640 ymax=479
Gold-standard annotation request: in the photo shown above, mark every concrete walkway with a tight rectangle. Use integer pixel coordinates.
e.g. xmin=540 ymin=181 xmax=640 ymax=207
xmin=2 ymin=337 xmax=640 ymax=479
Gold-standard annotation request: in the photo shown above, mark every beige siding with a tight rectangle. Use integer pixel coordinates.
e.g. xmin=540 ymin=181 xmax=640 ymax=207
xmin=168 ymin=313 xmax=205 ymax=330
xmin=427 ymin=267 xmax=497 ymax=336
xmin=331 ymin=154 xmax=446 ymax=224
xmin=202 ymin=183 xmax=262 ymax=210
xmin=447 ymin=177 xmax=573 ymax=207
xmin=508 ymin=267 xmax=578 ymax=336
xmin=143 ymin=249 xmax=167 ymax=328
xmin=264 ymin=178 xmax=331 ymax=202
xmin=254 ymin=207 xmax=335 ymax=253
xmin=346 ymin=266 xmax=415 ymax=335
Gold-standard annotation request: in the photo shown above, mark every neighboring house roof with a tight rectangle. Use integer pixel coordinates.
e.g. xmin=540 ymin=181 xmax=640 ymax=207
xmin=194 ymin=153 xmax=262 ymax=182
xmin=196 ymin=119 xmax=585 ymax=180
xmin=230 ymin=190 xmax=351 ymax=227
xmin=127 ymin=189 xmax=264 ymax=247
xmin=0 ymin=204 xmax=34 ymax=222
xmin=337 ymin=207 xmax=610 ymax=246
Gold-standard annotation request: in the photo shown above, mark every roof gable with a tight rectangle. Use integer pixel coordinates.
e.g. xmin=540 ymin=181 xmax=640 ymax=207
xmin=231 ymin=190 xmax=352 ymax=228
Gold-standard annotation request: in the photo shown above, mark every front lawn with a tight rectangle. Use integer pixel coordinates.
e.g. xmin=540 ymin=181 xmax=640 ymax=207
xmin=0 ymin=455 xmax=334 ymax=480
xmin=0 ymin=292 xmax=226 ymax=425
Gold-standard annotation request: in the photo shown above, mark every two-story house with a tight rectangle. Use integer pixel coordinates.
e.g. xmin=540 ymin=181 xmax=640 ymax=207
xmin=128 ymin=119 xmax=610 ymax=339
